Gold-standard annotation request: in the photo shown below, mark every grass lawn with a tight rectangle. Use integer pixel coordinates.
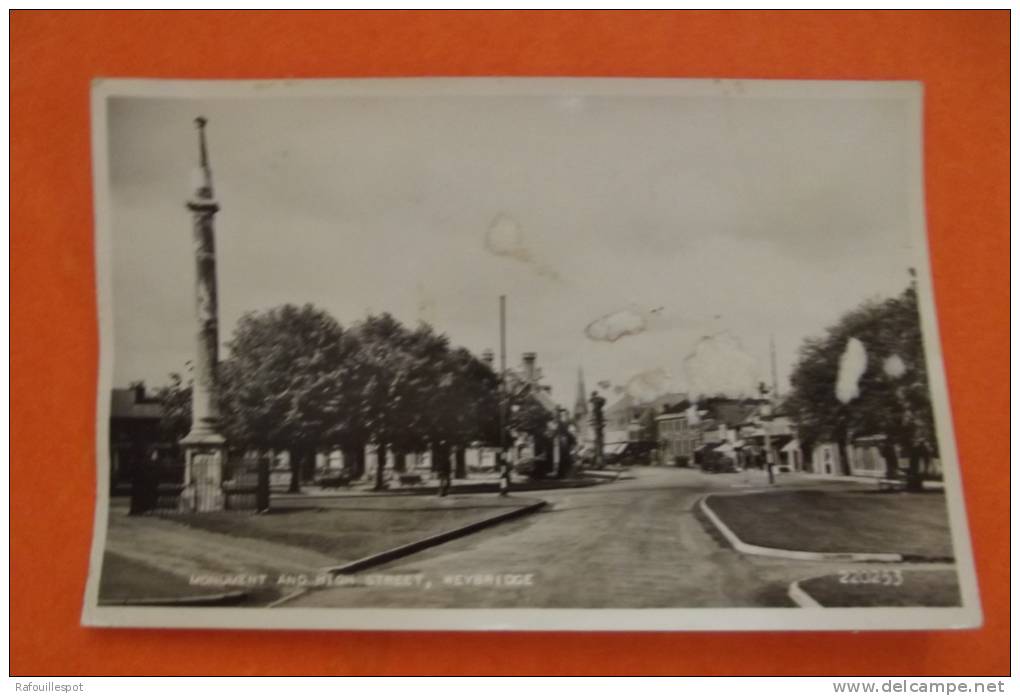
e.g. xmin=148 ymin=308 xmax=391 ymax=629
xmin=99 ymin=551 xmax=198 ymax=601
xmin=176 ymin=495 xmax=532 ymax=563
xmin=799 ymin=569 xmax=961 ymax=607
xmin=98 ymin=551 xmax=278 ymax=605
xmin=706 ymin=488 xmax=954 ymax=558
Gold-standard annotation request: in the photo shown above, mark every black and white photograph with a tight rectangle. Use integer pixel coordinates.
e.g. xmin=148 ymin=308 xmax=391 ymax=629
xmin=83 ymin=78 xmax=980 ymax=631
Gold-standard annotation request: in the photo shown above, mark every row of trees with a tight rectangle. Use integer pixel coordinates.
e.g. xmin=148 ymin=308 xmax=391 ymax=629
xmin=159 ymin=304 xmax=556 ymax=491
xmin=784 ymin=283 xmax=936 ymax=491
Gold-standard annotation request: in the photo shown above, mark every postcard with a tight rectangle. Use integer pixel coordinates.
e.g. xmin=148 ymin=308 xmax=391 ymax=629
xmin=82 ymin=78 xmax=980 ymax=631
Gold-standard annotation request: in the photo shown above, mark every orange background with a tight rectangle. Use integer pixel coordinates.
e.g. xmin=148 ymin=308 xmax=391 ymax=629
xmin=10 ymin=10 xmax=1009 ymax=675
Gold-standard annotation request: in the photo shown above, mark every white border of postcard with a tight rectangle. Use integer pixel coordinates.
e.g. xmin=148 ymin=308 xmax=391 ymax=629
xmin=82 ymin=77 xmax=982 ymax=632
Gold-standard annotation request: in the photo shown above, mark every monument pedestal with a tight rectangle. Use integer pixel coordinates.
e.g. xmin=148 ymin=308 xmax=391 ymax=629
xmin=180 ymin=426 xmax=226 ymax=512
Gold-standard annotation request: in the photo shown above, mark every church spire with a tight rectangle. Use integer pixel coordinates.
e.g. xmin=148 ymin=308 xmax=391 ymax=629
xmin=574 ymin=367 xmax=588 ymax=418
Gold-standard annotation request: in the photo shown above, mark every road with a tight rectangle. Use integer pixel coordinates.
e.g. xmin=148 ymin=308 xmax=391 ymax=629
xmin=283 ymin=466 xmax=947 ymax=608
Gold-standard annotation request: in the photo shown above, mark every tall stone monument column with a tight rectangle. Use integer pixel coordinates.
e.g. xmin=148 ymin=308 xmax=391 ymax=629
xmin=180 ymin=116 xmax=227 ymax=512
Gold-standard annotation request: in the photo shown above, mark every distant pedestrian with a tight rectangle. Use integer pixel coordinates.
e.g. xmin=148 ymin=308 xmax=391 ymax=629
xmin=438 ymin=457 xmax=452 ymax=497
xmin=498 ymin=457 xmax=511 ymax=497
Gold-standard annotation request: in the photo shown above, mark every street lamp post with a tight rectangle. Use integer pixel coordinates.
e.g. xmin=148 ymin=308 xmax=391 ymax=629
xmin=552 ymin=406 xmax=574 ymax=478
xmin=590 ymin=391 xmax=606 ymax=468
xmin=763 ymin=402 xmax=775 ymax=485
xmin=759 ymin=382 xmax=775 ymax=485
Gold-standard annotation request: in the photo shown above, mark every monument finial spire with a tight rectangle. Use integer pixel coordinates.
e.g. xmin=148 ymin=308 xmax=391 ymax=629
xmin=194 ymin=116 xmax=214 ymax=200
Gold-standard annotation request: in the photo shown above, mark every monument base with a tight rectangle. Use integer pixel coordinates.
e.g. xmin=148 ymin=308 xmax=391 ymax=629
xmin=180 ymin=427 xmax=227 ymax=512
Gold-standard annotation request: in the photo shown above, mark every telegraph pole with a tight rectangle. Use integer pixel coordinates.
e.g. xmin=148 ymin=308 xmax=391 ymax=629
xmin=498 ymin=295 xmax=510 ymax=495
xmin=770 ymin=335 xmax=780 ymax=399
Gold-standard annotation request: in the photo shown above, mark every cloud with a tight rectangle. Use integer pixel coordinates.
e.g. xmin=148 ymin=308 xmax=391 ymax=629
xmin=585 ymin=307 xmax=647 ymax=342
xmin=485 ymin=213 xmax=532 ymax=263
xmin=484 ymin=213 xmax=560 ymax=280
xmin=623 ymin=368 xmax=673 ymax=404
xmin=683 ymin=332 xmax=759 ymax=398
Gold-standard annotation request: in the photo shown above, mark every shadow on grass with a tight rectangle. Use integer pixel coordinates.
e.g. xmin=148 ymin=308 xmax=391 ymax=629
xmin=280 ymin=504 xmax=530 ymax=514
xmin=855 ymin=488 xmax=946 ymax=496
xmin=693 ymin=501 xmax=733 ymax=551
xmin=97 ymin=551 xmax=283 ymax=607
xmin=751 ymin=581 xmax=798 ymax=608
xmin=537 ymin=500 xmax=638 ymax=514
xmin=705 ymin=489 xmax=953 ymax=558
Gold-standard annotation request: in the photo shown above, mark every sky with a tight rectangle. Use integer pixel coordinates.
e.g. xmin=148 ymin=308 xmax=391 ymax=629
xmin=105 ymin=84 xmax=919 ymax=409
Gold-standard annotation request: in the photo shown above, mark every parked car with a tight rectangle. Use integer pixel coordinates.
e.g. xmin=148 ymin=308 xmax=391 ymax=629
xmin=514 ymin=455 xmax=552 ymax=479
xmin=316 ymin=472 xmax=351 ymax=488
xmin=701 ymin=455 xmax=739 ymax=473
xmin=611 ymin=441 xmax=658 ymax=466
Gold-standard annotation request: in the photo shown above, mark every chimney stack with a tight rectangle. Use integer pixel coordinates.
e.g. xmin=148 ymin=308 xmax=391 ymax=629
xmin=130 ymin=380 xmax=146 ymax=403
xmin=522 ymin=352 xmax=537 ymax=383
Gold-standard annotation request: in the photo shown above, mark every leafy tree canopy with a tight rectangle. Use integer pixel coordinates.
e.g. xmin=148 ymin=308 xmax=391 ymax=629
xmin=156 ymin=305 xmax=523 ymax=484
xmin=784 ymin=284 xmax=935 ymax=454
xmin=218 ymin=303 xmax=359 ymax=451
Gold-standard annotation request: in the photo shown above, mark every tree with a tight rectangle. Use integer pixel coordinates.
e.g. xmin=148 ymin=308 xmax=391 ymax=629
xmin=785 ymin=284 xmax=935 ymax=491
xmin=434 ymin=346 xmax=502 ymax=478
xmin=349 ymin=317 xmax=507 ymax=490
xmin=638 ymin=406 xmax=659 ymax=443
xmin=218 ymin=304 xmax=357 ymax=493
xmin=155 ymin=372 xmax=192 ymax=445
xmin=349 ymin=314 xmax=437 ymax=490
xmin=163 ymin=303 xmax=508 ymax=495
xmin=504 ymin=374 xmax=556 ymax=466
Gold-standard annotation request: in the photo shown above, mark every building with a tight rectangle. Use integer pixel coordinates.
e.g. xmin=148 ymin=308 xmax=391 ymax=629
xmin=807 ymin=435 xmax=942 ymax=480
xmin=109 ymin=383 xmax=164 ymax=493
xmin=738 ymin=414 xmax=797 ymax=472
xmin=655 ymin=398 xmax=779 ymax=471
xmin=779 ymin=438 xmax=806 ymax=472
xmin=603 ymin=391 xmax=689 ymax=436
xmin=848 ymin=435 xmax=889 ymax=478
xmin=656 ymin=397 xmax=943 ymax=482
xmin=656 ymin=410 xmax=698 ymax=466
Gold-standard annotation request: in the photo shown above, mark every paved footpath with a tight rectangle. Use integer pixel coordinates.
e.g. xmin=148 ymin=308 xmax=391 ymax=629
xmin=284 ymin=467 xmax=953 ymax=608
